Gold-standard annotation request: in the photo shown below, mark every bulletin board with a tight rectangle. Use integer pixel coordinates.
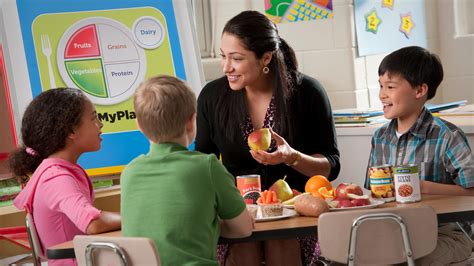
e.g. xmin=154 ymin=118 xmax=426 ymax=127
xmin=354 ymin=0 xmax=427 ymax=56
xmin=265 ymin=0 xmax=333 ymax=23
xmin=0 ymin=0 xmax=204 ymax=176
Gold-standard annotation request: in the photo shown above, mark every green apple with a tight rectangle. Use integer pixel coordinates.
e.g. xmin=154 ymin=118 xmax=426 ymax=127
xmin=269 ymin=176 xmax=294 ymax=201
xmin=247 ymin=128 xmax=271 ymax=151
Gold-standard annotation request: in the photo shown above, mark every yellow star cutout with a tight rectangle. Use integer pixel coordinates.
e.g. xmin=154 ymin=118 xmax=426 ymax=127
xmin=365 ymin=9 xmax=382 ymax=34
xmin=400 ymin=13 xmax=415 ymax=38
xmin=382 ymin=0 xmax=394 ymax=9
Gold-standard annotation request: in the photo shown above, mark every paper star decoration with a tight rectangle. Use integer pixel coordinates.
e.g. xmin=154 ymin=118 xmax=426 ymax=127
xmin=399 ymin=13 xmax=415 ymax=38
xmin=365 ymin=9 xmax=382 ymax=34
xmin=382 ymin=0 xmax=394 ymax=9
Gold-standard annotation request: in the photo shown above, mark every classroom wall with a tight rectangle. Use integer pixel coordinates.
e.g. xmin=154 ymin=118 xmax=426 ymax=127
xmin=436 ymin=0 xmax=474 ymax=104
xmin=201 ymin=0 xmax=474 ymax=110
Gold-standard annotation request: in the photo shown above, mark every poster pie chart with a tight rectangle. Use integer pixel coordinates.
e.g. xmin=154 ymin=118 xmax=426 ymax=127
xmin=57 ymin=17 xmax=147 ymax=105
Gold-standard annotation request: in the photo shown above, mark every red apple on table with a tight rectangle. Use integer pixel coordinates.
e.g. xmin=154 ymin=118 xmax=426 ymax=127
xmin=351 ymin=198 xmax=370 ymax=206
xmin=335 ymin=183 xmax=363 ymax=200
xmin=247 ymin=128 xmax=271 ymax=151
xmin=292 ymin=189 xmax=302 ymax=196
xmin=337 ymin=199 xmax=355 ymax=208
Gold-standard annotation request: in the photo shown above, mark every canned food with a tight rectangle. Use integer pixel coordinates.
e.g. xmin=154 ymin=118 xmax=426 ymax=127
xmin=236 ymin=175 xmax=261 ymax=204
xmin=369 ymin=165 xmax=395 ymax=201
xmin=393 ymin=165 xmax=421 ymax=203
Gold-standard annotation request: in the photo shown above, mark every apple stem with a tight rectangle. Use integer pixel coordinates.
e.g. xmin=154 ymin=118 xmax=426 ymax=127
xmin=283 ymin=175 xmax=287 ymax=181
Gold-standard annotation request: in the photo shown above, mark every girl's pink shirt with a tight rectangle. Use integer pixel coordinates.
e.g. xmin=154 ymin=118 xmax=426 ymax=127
xmin=14 ymin=158 xmax=101 ymax=266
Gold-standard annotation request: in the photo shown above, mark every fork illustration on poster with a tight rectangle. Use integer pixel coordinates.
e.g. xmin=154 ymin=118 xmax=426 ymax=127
xmin=40 ymin=34 xmax=56 ymax=89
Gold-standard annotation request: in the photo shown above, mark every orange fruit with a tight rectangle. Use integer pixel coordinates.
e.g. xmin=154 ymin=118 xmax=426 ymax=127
xmin=311 ymin=190 xmax=324 ymax=199
xmin=305 ymin=175 xmax=332 ymax=194
xmin=318 ymin=187 xmax=335 ymax=199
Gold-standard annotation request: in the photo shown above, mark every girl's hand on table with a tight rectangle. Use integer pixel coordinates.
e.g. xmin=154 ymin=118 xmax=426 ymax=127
xmin=250 ymin=128 xmax=297 ymax=166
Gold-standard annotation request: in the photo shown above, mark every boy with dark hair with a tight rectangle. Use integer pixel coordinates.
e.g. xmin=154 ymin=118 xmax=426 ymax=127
xmin=121 ymin=75 xmax=253 ymax=265
xmin=365 ymin=46 xmax=473 ymax=264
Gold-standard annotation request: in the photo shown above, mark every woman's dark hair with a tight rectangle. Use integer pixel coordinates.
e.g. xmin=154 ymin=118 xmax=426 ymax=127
xmin=9 ymin=88 xmax=88 ymax=182
xmin=378 ymin=46 xmax=443 ymax=100
xmin=216 ymin=10 xmax=302 ymax=142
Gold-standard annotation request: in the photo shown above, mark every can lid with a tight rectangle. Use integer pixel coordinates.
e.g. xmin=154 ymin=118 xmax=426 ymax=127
xmin=393 ymin=164 xmax=418 ymax=167
xmin=370 ymin=164 xmax=392 ymax=168
xmin=237 ymin=174 xmax=260 ymax=178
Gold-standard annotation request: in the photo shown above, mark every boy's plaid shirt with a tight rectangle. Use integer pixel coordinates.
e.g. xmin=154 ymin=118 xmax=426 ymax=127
xmin=365 ymin=107 xmax=474 ymax=189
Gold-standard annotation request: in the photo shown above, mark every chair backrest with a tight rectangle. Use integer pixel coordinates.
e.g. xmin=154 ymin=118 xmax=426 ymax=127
xmin=73 ymin=235 xmax=160 ymax=266
xmin=25 ymin=213 xmax=45 ymax=266
xmin=318 ymin=206 xmax=438 ymax=266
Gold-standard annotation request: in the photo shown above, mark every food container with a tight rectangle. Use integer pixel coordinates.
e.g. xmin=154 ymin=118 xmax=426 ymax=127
xmin=246 ymin=204 xmax=259 ymax=219
xmin=393 ymin=165 xmax=421 ymax=203
xmin=369 ymin=165 xmax=395 ymax=201
xmin=258 ymin=202 xmax=283 ymax=217
xmin=236 ymin=174 xmax=261 ymax=204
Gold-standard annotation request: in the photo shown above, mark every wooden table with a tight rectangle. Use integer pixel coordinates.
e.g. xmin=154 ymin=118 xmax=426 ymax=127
xmin=46 ymin=194 xmax=474 ymax=260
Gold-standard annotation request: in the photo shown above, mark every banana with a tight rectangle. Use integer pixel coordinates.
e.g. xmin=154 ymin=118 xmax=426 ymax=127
xmin=282 ymin=192 xmax=310 ymax=205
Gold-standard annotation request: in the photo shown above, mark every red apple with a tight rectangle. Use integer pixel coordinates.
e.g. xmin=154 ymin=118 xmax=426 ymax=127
xmin=351 ymin=198 xmax=370 ymax=206
xmin=247 ymin=128 xmax=271 ymax=151
xmin=292 ymin=189 xmax=302 ymax=196
xmin=336 ymin=199 xmax=354 ymax=208
xmin=335 ymin=183 xmax=363 ymax=200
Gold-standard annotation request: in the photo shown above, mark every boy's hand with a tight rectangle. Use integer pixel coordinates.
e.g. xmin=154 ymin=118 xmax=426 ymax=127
xmin=421 ymin=180 xmax=474 ymax=196
xmin=420 ymin=180 xmax=432 ymax=194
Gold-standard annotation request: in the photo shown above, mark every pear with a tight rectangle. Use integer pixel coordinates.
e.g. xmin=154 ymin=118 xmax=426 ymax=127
xmin=248 ymin=128 xmax=271 ymax=151
xmin=269 ymin=175 xmax=293 ymax=201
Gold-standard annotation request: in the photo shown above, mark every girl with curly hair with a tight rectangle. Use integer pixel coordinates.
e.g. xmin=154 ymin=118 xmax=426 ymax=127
xmin=10 ymin=88 xmax=121 ymax=266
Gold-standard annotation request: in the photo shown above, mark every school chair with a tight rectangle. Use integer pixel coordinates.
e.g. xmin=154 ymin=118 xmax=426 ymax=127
xmin=450 ymin=221 xmax=474 ymax=265
xmin=318 ymin=206 xmax=438 ymax=266
xmin=25 ymin=213 xmax=46 ymax=266
xmin=73 ymin=235 xmax=160 ymax=266
xmin=0 ymin=225 xmax=30 ymax=249
xmin=0 ymin=225 xmax=32 ymax=265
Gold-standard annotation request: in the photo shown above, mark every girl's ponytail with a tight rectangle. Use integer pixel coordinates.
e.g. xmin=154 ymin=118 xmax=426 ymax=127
xmin=9 ymin=147 xmax=44 ymax=184
xmin=8 ymin=88 xmax=87 ymax=184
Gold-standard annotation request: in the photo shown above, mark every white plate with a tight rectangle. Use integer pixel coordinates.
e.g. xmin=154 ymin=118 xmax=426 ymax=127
xmin=378 ymin=197 xmax=396 ymax=202
xmin=329 ymin=199 xmax=385 ymax=211
xmin=255 ymin=208 xmax=298 ymax=222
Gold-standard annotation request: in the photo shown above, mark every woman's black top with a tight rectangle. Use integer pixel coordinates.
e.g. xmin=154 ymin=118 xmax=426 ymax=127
xmin=196 ymin=74 xmax=340 ymax=192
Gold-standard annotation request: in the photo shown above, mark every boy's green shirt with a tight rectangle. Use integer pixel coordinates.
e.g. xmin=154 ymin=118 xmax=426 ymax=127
xmin=121 ymin=142 xmax=246 ymax=265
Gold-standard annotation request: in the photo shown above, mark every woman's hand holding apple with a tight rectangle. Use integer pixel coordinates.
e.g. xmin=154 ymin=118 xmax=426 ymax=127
xmin=249 ymin=128 xmax=297 ymax=166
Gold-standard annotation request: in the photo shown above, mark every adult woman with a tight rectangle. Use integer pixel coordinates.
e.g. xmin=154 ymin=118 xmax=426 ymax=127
xmin=196 ymin=11 xmax=340 ymax=265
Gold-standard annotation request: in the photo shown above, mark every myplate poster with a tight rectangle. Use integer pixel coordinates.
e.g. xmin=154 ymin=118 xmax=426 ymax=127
xmin=5 ymin=0 xmax=203 ymax=175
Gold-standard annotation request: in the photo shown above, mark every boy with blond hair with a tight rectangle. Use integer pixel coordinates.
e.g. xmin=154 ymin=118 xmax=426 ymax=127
xmin=121 ymin=75 xmax=253 ymax=265
xmin=365 ymin=46 xmax=473 ymax=265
